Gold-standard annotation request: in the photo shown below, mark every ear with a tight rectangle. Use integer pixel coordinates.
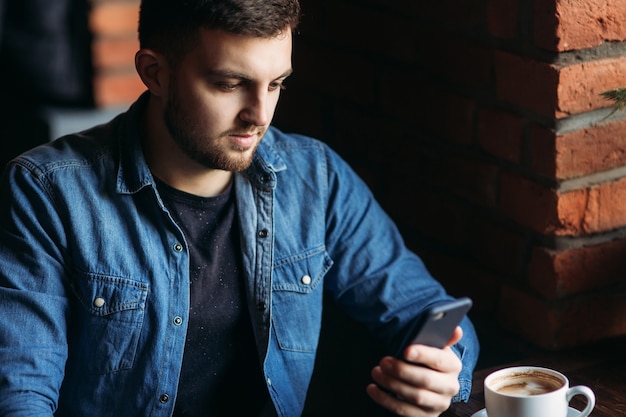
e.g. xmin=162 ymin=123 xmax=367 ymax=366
xmin=135 ymin=49 xmax=168 ymax=97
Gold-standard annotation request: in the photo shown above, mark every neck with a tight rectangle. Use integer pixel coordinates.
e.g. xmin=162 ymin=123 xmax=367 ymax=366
xmin=154 ymin=169 xmax=234 ymax=198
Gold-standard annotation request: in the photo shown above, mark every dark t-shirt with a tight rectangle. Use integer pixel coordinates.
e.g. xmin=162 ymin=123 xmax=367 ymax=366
xmin=157 ymin=179 xmax=268 ymax=416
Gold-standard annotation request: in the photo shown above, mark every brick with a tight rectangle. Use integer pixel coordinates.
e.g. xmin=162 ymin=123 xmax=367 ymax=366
xmin=553 ymin=179 xmax=626 ymax=235
xmin=501 ymin=171 xmax=626 ymax=235
xmin=499 ymin=172 xmax=560 ymax=234
xmin=499 ymin=172 xmax=592 ymax=236
xmin=495 ymin=51 xmax=559 ymax=117
xmin=486 ymin=0 xmax=519 ymax=39
xmin=581 ymin=178 xmax=626 ymax=233
xmin=534 ymin=0 xmax=626 ymax=51
xmin=92 ymin=37 xmax=139 ymax=70
xmin=500 ymin=286 xmax=626 ymax=349
xmin=531 ymin=118 xmax=626 ymax=180
xmin=529 ymin=240 xmax=626 ymax=299
xmin=93 ymin=72 xmax=145 ymax=107
xmin=556 ymin=119 xmax=626 ymax=179
xmin=557 ymin=56 xmax=626 ymax=116
xmin=477 ymin=108 xmax=524 ymax=164
xmin=529 ymin=125 xmax=558 ymax=178
xmin=554 ymin=189 xmax=589 ymax=235
xmin=90 ymin=2 xmax=140 ymax=36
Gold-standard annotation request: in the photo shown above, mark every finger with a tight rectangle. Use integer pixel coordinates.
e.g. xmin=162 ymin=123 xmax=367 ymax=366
xmin=366 ymin=383 xmax=413 ymax=416
xmin=377 ymin=357 xmax=460 ymax=398
xmin=366 ymin=382 xmax=450 ymax=417
xmin=404 ymin=345 xmax=462 ymax=374
xmin=366 ymin=383 xmax=428 ymax=417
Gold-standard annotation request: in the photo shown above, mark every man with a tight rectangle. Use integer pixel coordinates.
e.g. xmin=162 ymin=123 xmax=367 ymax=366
xmin=0 ymin=1 xmax=479 ymax=416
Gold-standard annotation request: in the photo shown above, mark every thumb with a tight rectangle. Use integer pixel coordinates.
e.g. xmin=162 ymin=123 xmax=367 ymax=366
xmin=445 ymin=326 xmax=463 ymax=348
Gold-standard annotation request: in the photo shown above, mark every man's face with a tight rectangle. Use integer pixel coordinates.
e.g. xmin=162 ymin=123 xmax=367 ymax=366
xmin=162 ymin=28 xmax=293 ymax=172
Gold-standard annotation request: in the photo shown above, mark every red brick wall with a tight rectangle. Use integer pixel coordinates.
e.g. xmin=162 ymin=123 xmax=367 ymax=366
xmin=89 ymin=0 xmax=626 ymax=349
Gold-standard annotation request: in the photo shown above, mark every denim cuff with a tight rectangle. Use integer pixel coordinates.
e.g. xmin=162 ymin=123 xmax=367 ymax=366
xmin=451 ymin=377 xmax=472 ymax=403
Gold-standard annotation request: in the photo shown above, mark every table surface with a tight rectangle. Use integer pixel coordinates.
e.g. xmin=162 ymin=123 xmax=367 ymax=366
xmin=442 ymin=335 xmax=626 ymax=417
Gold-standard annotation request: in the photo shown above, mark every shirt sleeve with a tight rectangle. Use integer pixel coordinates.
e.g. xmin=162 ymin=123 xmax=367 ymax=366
xmin=320 ymin=145 xmax=479 ymax=402
xmin=0 ymin=162 xmax=69 ymax=416
xmin=451 ymin=316 xmax=480 ymax=402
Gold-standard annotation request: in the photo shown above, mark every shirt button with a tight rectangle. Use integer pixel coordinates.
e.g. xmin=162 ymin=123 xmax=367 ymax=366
xmin=257 ymin=302 xmax=267 ymax=311
xmin=159 ymin=393 xmax=170 ymax=403
xmin=173 ymin=316 xmax=183 ymax=326
xmin=267 ymin=377 xmax=272 ymax=386
xmin=173 ymin=243 xmax=183 ymax=252
xmin=301 ymin=275 xmax=312 ymax=285
xmin=93 ymin=297 xmax=106 ymax=308
xmin=258 ymin=229 xmax=269 ymax=238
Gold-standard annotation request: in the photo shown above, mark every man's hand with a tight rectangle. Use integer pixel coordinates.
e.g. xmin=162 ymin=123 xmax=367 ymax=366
xmin=366 ymin=326 xmax=464 ymax=417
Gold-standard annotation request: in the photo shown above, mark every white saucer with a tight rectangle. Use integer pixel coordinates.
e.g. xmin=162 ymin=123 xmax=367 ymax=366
xmin=470 ymin=407 xmax=580 ymax=417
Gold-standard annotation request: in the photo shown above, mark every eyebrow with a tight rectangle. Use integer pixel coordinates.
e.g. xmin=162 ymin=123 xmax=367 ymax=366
xmin=208 ymin=68 xmax=293 ymax=82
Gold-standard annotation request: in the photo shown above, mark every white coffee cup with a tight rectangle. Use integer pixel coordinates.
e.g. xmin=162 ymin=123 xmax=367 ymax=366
xmin=484 ymin=366 xmax=595 ymax=417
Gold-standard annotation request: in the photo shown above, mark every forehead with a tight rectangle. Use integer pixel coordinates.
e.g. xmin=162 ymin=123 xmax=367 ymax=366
xmin=182 ymin=28 xmax=293 ymax=78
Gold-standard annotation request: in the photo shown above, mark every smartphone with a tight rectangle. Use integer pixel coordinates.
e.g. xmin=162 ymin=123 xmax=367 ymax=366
xmin=398 ymin=297 xmax=472 ymax=354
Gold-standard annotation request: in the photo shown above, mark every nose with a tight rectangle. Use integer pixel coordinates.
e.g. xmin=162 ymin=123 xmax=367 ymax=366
xmin=239 ymin=89 xmax=271 ymax=127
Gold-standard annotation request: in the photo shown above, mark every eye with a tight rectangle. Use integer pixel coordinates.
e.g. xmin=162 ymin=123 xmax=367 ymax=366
xmin=217 ymin=82 xmax=239 ymax=91
xmin=269 ymin=81 xmax=287 ymax=92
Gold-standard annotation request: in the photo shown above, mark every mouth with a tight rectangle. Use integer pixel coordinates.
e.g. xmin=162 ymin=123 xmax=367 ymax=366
xmin=228 ymin=130 xmax=260 ymax=149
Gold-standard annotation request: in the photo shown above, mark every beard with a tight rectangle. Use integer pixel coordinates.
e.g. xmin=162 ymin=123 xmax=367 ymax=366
xmin=163 ymin=77 xmax=261 ymax=172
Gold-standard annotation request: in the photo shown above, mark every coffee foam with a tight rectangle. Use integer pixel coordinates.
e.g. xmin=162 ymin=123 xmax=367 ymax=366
xmin=489 ymin=371 xmax=564 ymax=396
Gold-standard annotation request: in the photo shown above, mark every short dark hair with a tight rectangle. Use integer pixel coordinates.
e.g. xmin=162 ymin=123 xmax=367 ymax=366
xmin=139 ymin=0 xmax=301 ymax=61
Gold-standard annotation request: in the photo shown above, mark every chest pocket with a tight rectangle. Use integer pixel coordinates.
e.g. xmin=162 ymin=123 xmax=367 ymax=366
xmin=271 ymin=248 xmax=333 ymax=353
xmin=72 ymin=272 xmax=149 ymax=374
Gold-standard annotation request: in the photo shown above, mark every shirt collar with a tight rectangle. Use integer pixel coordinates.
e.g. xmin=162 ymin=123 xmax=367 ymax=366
xmin=115 ymin=92 xmax=155 ymax=195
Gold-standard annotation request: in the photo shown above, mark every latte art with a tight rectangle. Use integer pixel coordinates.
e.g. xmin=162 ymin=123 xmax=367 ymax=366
xmin=496 ymin=380 xmax=558 ymax=396
xmin=489 ymin=371 xmax=563 ymax=396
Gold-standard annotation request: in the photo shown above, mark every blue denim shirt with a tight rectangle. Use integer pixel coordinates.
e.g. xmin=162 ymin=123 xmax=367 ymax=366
xmin=0 ymin=95 xmax=479 ymax=417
